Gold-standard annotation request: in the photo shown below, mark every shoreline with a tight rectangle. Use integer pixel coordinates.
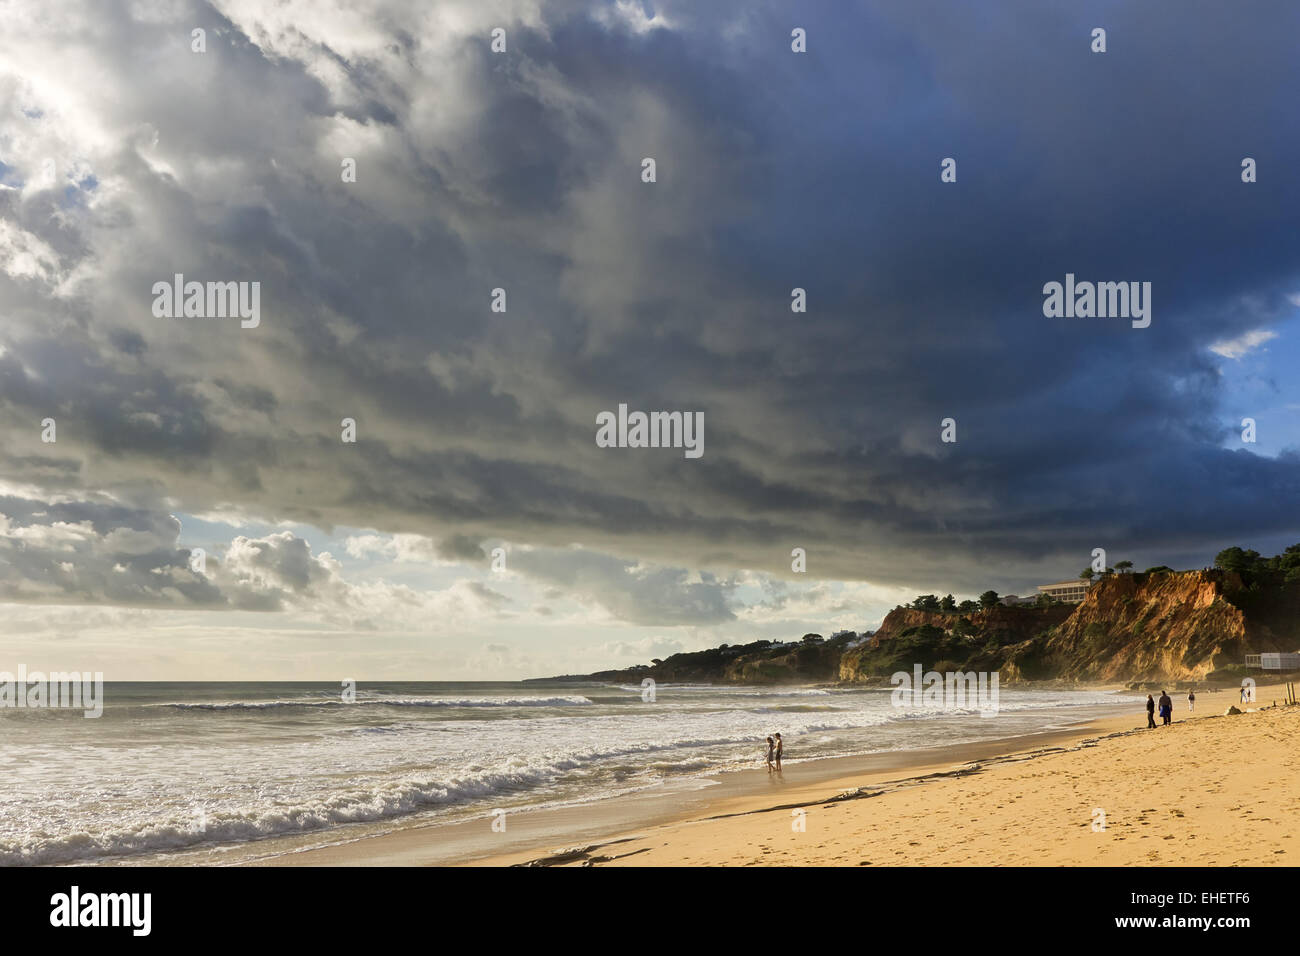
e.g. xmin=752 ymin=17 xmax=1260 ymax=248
xmin=243 ymin=682 xmax=1291 ymax=867
xmin=469 ymin=708 xmax=1147 ymax=867
xmin=482 ymin=683 xmax=1299 ymax=867
xmin=247 ymin=690 xmax=1145 ymax=867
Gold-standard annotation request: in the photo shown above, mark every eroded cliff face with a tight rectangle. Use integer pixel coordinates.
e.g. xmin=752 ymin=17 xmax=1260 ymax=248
xmin=840 ymin=571 xmax=1294 ymax=684
xmin=1014 ymin=571 xmax=1247 ymax=681
xmin=837 ymin=604 xmax=1072 ymax=681
xmin=863 ymin=605 xmax=1071 ymax=648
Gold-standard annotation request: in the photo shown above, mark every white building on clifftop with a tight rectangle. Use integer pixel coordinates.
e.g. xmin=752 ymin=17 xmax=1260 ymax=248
xmin=1036 ymin=580 xmax=1092 ymax=603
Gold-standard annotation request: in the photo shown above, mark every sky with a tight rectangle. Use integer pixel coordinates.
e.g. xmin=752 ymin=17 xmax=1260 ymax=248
xmin=1 ymin=0 xmax=1299 ymax=679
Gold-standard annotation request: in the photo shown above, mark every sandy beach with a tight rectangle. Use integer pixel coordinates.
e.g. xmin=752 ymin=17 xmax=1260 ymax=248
xmin=490 ymin=683 xmax=1297 ymax=868
xmin=248 ymin=682 xmax=1297 ymax=868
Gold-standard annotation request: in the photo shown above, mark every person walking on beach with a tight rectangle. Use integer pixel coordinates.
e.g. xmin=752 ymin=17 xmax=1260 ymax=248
xmin=1188 ymin=690 xmax=1195 ymax=712
xmin=774 ymin=733 xmax=783 ymax=771
xmin=1158 ymin=690 xmax=1172 ymax=726
xmin=765 ymin=736 xmax=775 ymax=773
xmin=1146 ymin=694 xmax=1156 ymax=729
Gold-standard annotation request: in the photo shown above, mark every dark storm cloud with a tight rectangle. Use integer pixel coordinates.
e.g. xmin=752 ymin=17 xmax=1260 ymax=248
xmin=1 ymin=0 xmax=1299 ymax=611
xmin=435 ymin=534 xmax=487 ymax=562
xmin=510 ymin=547 xmax=736 ymax=626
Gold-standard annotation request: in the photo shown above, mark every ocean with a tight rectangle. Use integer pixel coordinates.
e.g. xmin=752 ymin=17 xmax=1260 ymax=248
xmin=0 ymin=681 xmax=1140 ymax=866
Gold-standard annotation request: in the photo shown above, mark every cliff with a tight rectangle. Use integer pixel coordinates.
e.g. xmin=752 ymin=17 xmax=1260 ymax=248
xmin=1002 ymin=570 xmax=1296 ymax=682
xmin=837 ymin=604 xmax=1073 ymax=681
xmin=840 ymin=570 xmax=1298 ymax=684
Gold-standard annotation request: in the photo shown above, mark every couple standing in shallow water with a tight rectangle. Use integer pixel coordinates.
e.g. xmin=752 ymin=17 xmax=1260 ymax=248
xmin=765 ymin=733 xmax=783 ymax=772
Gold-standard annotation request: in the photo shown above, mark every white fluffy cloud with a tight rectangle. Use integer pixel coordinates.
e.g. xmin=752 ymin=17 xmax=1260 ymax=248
xmin=1209 ymin=329 xmax=1278 ymax=360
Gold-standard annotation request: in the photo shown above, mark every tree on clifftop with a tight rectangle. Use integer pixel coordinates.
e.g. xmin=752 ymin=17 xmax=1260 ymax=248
xmin=978 ymin=589 xmax=1000 ymax=610
xmin=1080 ymin=568 xmax=1095 ymax=581
xmin=1115 ymin=560 xmax=1133 ymax=573
xmin=1215 ymin=546 xmax=1261 ymax=573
